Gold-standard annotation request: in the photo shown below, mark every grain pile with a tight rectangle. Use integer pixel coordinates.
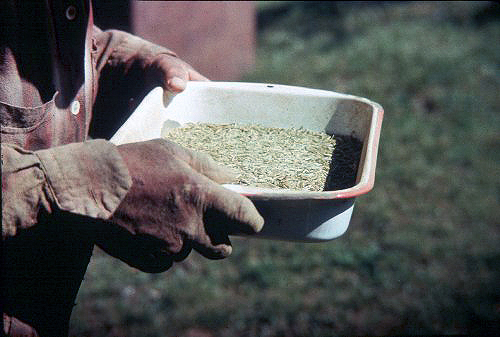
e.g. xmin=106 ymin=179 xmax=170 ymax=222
xmin=164 ymin=123 xmax=336 ymax=191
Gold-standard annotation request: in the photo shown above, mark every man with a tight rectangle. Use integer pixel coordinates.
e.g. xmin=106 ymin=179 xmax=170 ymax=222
xmin=1 ymin=1 xmax=264 ymax=336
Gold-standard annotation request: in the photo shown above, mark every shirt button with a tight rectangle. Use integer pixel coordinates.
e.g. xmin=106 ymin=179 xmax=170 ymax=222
xmin=65 ymin=5 xmax=77 ymax=20
xmin=70 ymin=100 xmax=80 ymax=115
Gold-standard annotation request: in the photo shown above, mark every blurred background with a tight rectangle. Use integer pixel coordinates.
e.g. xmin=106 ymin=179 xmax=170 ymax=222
xmin=71 ymin=1 xmax=499 ymax=336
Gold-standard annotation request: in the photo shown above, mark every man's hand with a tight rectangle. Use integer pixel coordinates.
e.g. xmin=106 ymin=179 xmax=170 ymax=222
xmin=97 ymin=139 xmax=264 ymax=272
xmin=151 ymin=54 xmax=209 ymax=93
xmin=93 ymin=28 xmax=209 ymax=94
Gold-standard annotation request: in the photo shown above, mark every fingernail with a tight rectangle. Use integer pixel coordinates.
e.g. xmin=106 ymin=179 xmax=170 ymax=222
xmin=222 ymin=245 xmax=232 ymax=257
xmin=168 ymin=77 xmax=187 ymax=92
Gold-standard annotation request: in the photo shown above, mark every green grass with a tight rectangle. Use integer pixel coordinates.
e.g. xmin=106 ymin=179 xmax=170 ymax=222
xmin=70 ymin=2 xmax=500 ymax=336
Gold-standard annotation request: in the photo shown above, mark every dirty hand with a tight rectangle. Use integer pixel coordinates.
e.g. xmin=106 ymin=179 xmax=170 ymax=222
xmin=151 ymin=54 xmax=209 ymax=93
xmin=97 ymin=139 xmax=263 ymax=272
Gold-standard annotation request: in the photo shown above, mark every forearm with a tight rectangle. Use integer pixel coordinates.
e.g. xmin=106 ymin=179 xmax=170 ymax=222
xmin=1 ymin=140 xmax=132 ymax=239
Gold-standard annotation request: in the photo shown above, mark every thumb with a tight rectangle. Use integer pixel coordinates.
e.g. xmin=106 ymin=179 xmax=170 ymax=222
xmin=166 ymin=76 xmax=187 ymax=93
xmin=162 ymin=139 xmax=237 ymax=183
xmin=203 ymin=179 xmax=265 ymax=234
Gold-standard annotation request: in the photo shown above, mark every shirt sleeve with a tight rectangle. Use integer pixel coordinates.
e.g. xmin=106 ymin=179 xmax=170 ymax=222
xmin=1 ymin=139 xmax=132 ymax=239
xmin=92 ymin=26 xmax=177 ymax=75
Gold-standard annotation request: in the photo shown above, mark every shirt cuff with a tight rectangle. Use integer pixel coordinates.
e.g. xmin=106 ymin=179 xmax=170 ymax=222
xmin=35 ymin=139 xmax=132 ymax=219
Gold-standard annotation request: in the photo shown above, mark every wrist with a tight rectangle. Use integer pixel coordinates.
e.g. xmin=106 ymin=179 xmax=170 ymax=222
xmin=35 ymin=139 xmax=132 ymax=220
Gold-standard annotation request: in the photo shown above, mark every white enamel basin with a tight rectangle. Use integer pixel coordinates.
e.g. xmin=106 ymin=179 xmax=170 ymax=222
xmin=111 ymin=82 xmax=383 ymax=242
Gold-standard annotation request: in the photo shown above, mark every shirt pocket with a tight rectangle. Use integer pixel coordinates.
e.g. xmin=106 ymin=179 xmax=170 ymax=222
xmin=0 ymin=92 xmax=86 ymax=150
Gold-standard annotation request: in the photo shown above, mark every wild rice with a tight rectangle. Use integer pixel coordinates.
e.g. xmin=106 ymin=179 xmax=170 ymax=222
xmin=164 ymin=123 xmax=335 ymax=191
